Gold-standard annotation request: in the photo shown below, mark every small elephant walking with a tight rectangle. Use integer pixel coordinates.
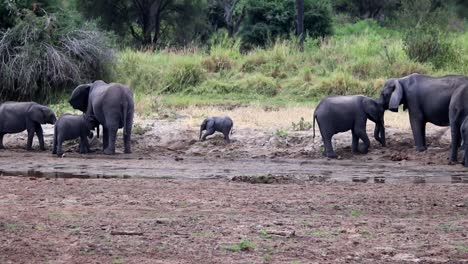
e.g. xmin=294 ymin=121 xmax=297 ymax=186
xmin=0 ymin=102 xmax=57 ymax=150
xmin=52 ymin=114 xmax=99 ymax=156
xmin=199 ymin=116 xmax=233 ymax=143
xmin=313 ymin=95 xmax=385 ymax=158
xmin=69 ymin=80 xmax=134 ymax=155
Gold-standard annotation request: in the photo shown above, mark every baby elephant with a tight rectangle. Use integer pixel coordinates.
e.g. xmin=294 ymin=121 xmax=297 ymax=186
xmin=199 ymin=116 xmax=233 ymax=143
xmin=313 ymin=95 xmax=385 ymax=158
xmin=53 ymin=114 xmax=99 ymax=156
xmin=0 ymin=102 xmax=57 ymax=150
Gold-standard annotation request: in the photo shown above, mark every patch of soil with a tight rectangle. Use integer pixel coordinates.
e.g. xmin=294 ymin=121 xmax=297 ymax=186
xmin=0 ymin=177 xmax=467 ymax=263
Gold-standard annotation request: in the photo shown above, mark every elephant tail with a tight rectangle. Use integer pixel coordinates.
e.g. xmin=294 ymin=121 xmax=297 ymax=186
xmin=312 ymin=113 xmax=317 ymax=138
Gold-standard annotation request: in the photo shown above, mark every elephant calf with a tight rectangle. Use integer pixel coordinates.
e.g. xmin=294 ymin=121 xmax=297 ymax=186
xmin=0 ymin=102 xmax=57 ymax=150
xmin=52 ymin=114 xmax=99 ymax=156
xmin=199 ymin=116 xmax=233 ymax=143
xmin=313 ymin=95 xmax=385 ymax=158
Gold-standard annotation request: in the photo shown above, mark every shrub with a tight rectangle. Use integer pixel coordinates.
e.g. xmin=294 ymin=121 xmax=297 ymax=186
xmin=162 ymin=61 xmax=206 ymax=93
xmin=202 ymin=54 xmax=232 ymax=72
xmin=403 ymin=27 xmax=457 ymax=68
xmin=0 ymin=11 xmax=113 ymax=102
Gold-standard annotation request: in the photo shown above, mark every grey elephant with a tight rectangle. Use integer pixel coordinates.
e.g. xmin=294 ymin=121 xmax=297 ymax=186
xmin=0 ymin=102 xmax=56 ymax=150
xmin=447 ymin=83 xmax=468 ymax=163
xmin=460 ymin=117 xmax=468 ymax=167
xmin=199 ymin=116 xmax=233 ymax=143
xmin=313 ymin=95 xmax=385 ymax=158
xmin=380 ymin=73 xmax=468 ymax=153
xmin=69 ymin=80 xmax=134 ymax=155
xmin=52 ymin=114 xmax=99 ymax=156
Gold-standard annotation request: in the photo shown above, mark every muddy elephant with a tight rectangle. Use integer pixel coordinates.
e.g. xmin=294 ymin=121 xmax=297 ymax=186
xmin=380 ymin=73 xmax=468 ymax=153
xmin=199 ymin=116 xmax=233 ymax=143
xmin=69 ymin=80 xmax=134 ymax=155
xmin=313 ymin=95 xmax=385 ymax=158
xmin=53 ymin=114 xmax=99 ymax=156
xmin=0 ymin=102 xmax=57 ymax=150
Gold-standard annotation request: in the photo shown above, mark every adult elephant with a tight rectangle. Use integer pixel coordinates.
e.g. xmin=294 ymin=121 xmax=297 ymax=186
xmin=69 ymin=80 xmax=134 ymax=155
xmin=380 ymin=73 xmax=468 ymax=153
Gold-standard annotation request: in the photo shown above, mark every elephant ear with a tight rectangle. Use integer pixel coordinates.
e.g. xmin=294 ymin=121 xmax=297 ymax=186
xmin=364 ymin=98 xmax=383 ymax=124
xmin=28 ymin=104 xmax=46 ymax=124
xmin=389 ymin=79 xmax=403 ymax=112
xmin=69 ymin=84 xmax=91 ymax=112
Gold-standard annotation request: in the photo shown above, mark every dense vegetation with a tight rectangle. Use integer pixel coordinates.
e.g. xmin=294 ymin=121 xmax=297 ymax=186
xmin=0 ymin=0 xmax=467 ymax=113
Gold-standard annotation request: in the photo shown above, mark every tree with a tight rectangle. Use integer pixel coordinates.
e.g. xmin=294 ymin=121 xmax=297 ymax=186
xmin=208 ymin=0 xmax=244 ymax=37
xmin=333 ymin=0 xmax=399 ymax=20
xmin=77 ymin=0 xmax=208 ymax=49
xmin=239 ymin=0 xmax=332 ymax=50
xmin=296 ymin=0 xmax=304 ymax=50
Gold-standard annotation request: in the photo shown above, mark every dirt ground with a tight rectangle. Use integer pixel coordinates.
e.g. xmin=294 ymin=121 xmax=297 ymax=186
xmin=0 ymin=108 xmax=468 ymax=263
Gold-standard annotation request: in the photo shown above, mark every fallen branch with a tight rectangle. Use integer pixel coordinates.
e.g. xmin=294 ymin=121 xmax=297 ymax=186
xmin=266 ymin=230 xmax=296 ymax=237
xmin=110 ymin=231 xmax=144 ymax=236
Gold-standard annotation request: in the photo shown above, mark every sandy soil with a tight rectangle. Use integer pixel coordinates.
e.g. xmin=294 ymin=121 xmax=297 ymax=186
xmin=0 ymin=107 xmax=467 ymax=263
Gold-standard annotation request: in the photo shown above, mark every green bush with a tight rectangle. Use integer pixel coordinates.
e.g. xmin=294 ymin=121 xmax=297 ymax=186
xmin=0 ymin=10 xmax=113 ymax=102
xmin=403 ymin=27 xmax=457 ymax=69
xmin=162 ymin=61 xmax=206 ymax=93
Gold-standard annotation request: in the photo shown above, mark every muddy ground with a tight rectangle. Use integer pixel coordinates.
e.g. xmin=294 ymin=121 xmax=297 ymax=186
xmin=0 ymin=115 xmax=468 ymax=263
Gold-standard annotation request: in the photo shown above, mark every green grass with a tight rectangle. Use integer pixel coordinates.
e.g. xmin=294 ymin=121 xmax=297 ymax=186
xmin=224 ymin=239 xmax=256 ymax=252
xmin=109 ymin=21 xmax=468 ymax=114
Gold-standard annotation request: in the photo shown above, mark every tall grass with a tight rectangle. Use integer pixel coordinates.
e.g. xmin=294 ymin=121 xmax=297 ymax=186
xmin=114 ymin=21 xmax=468 ymax=114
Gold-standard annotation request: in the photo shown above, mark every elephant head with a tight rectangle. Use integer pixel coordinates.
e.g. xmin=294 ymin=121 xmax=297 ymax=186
xmin=363 ymin=98 xmax=386 ymax=146
xmin=69 ymin=80 xmax=107 ymax=112
xmin=199 ymin=118 xmax=208 ymax=140
xmin=380 ymin=78 xmax=404 ymax=112
xmin=29 ymin=104 xmax=57 ymax=125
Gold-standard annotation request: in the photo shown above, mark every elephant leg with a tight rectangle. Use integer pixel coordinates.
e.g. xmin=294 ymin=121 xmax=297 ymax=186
xmin=450 ymin=122 xmax=462 ymax=163
xmin=123 ymin=128 xmax=132 ymax=154
xmin=104 ymin=127 xmax=117 ymax=155
xmin=79 ymin=136 xmax=89 ymax=154
xmin=320 ymin=130 xmax=337 ymax=159
xmin=223 ymin=131 xmax=230 ymax=143
xmin=201 ymin=128 xmax=215 ymax=141
xmin=52 ymin=134 xmax=57 ymax=154
xmin=351 ymin=130 xmax=359 ymax=153
xmin=0 ymin=133 xmax=5 ymax=149
xmin=356 ymin=130 xmax=370 ymax=154
xmin=26 ymin=127 xmax=35 ymax=150
xmin=56 ymin=136 xmax=63 ymax=156
xmin=463 ymin=144 xmax=468 ymax=167
xmin=409 ymin=116 xmax=427 ymax=152
xmin=102 ymin=127 xmax=109 ymax=151
xmin=35 ymin=123 xmax=45 ymax=151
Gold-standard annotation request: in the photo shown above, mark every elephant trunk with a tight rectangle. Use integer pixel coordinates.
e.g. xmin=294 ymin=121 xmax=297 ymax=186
xmin=374 ymin=122 xmax=386 ymax=147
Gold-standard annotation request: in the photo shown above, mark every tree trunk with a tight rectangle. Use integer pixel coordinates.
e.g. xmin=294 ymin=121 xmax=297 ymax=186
xmin=296 ymin=0 xmax=304 ymax=51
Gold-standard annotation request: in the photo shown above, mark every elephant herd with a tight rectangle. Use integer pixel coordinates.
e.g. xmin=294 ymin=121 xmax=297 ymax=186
xmin=0 ymin=73 xmax=468 ymax=167
xmin=0 ymin=80 xmax=133 ymax=156
xmin=314 ymin=73 xmax=468 ymax=167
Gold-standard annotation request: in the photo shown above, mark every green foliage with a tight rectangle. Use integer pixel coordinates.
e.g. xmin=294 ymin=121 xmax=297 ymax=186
xmin=396 ymin=0 xmax=459 ymax=69
xmin=162 ymin=61 xmax=206 ymax=93
xmin=224 ymin=239 xmax=255 ymax=252
xmin=238 ymin=0 xmax=332 ymax=50
xmin=0 ymin=8 xmax=114 ymax=102
xmin=292 ymin=117 xmax=312 ymax=131
xmin=275 ymin=129 xmax=289 ymax=138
